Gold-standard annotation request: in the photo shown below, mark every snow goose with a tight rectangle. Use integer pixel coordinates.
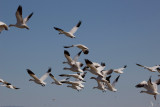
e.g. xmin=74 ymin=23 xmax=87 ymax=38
xmin=27 ymin=68 xmax=51 ymax=86
xmin=135 ymin=76 xmax=160 ymax=100
xmin=61 ymin=80 xmax=85 ymax=88
xmin=136 ymin=63 xmax=160 ymax=73
xmin=54 ymin=21 xmax=81 ymax=38
xmin=63 ymin=61 xmax=84 ymax=73
xmin=64 ymin=44 xmax=89 ymax=54
xmin=105 ymin=75 xmax=120 ymax=92
xmin=49 ymin=73 xmax=69 ymax=85
xmin=84 ymin=59 xmax=105 ymax=77
xmin=63 ymin=50 xmax=82 ymax=66
xmin=9 ymin=5 xmax=33 ymax=30
xmin=113 ymin=65 xmax=127 ymax=74
xmin=1 ymin=83 xmax=20 ymax=90
xmin=90 ymin=77 xmax=107 ymax=92
xmin=67 ymin=85 xmax=82 ymax=91
xmin=59 ymin=72 xmax=87 ymax=81
xmin=0 ymin=21 xmax=9 ymax=33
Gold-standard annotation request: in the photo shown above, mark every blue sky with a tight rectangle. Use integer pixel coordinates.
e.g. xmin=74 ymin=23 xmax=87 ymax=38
xmin=0 ymin=0 xmax=160 ymax=107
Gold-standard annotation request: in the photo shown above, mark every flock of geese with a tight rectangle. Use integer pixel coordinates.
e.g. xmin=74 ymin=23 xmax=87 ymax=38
xmin=1 ymin=5 xmax=160 ymax=101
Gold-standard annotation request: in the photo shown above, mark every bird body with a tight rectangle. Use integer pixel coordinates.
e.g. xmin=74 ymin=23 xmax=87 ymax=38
xmin=54 ymin=21 xmax=81 ymax=38
xmin=64 ymin=44 xmax=89 ymax=54
xmin=1 ymin=83 xmax=20 ymax=90
xmin=136 ymin=64 xmax=160 ymax=72
xmin=27 ymin=68 xmax=51 ymax=86
xmin=105 ymin=75 xmax=120 ymax=92
xmin=9 ymin=5 xmax=33 ymax=30
xmin=135 ymin=77 xmax=160 ymax=100
xmin=59 ymin=72 xmax=87 ymax=81
xmin=113 ymin=65 xmax=127 ymax=74
xmin=63 ymin=50 xmax=82 ymax=67
xmin=84 ymin=59 xmax=105 ymax=77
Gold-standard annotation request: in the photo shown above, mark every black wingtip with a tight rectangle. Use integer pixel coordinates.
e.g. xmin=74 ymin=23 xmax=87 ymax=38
xmin=64 ymin=50 xmax=70 ymax=56
xmin=6 ymin=83 xmax=11 ymax=85
xmin=54 ymin=27 xmax=61 ymax=31
xmin=135 ymin=84 xmax=141 ymax=88
xmin=78 ymin=51 xmax=82 ymax=56
xmin=28 ymin=12 xmax=33 ymax=19
xmin=124 ymin=65 xmax=127 ymax=68
xmin=81 ymin=72 xmax=87 ymax=78
xmin=64 ymin=46 xmax=70 ymax=48
xmin=18 ymin=5 xmax=22 ymax=9
xmin=47 ymin=68 xmax=52 ymax=73
xmin=59 ymin=74 xmax=65 ymax=77
xmin=76 ymin=21 xmax=81 ymax=27
xmin=27 ymin=69 xmax=35 ymax=75
xmin=49 ymin=73 xmax=54 ymax=77
xmin=149 ymin=76 xmax=152 ymax=83
xmin=101 ymin=62 xmax=105 ymax=67
xmin=115 ymin=75 xmax=120 ymax=82
xmin=106 ymin=75 xmax=111 ymax=83
xmin=136 ymin=63 xmax=141 ymax=66
xmin=85 ymin=59 xmax=92 ymax=65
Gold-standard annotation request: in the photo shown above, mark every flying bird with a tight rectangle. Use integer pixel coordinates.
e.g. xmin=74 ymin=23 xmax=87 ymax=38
xmin=84 ymin=59 xmax=105 ymax=77
xmin=64 ymin=44 xmax=89 ymax=54
xmin=113 ymin=65 xmax=127 ymax=74
xmin=1 ymin=83 xmax=20 ymax=90
xmin=9 ymin=5 xmax=33 ymax=30
xmin=49 ymin=73 xmax=69 ymax=85
xmin=90 ymin=76 xmax=107 ymax=92
xmin=135 ymin=76 xmax=160 ymax=100
xmin=59 ymin=72 xmax=87 ymax=81
xmin=67 ymin=84 xmax=83 ymax=91
xmin=61 ymin=80 xmax=85 ymax=88
xmin=54 ymin=21 xmax=81 ymax=38
xmin=63 ymin=50 xmax=82 ymax=67
xmin=136 ymin=63 xmax=160 ymax=73
xmin=105 ymin=75 xmax=120 ymax=92
xmin=0 ymin=21 xmax=9 ymax=33
xmin=27 ymin=68 xmax=51 ymax=86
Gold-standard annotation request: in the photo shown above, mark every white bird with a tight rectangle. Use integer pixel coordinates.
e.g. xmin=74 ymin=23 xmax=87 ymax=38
xmin=84 ymin=59 xmax=105 ymax=77
xmin=90 ymin=77 xmax=107 ymax=92
xmin=67 ymin=85 xmax=82 ymax=91
xmin=63 ymin=62 xmax=84 ymax=73
xmin=59 ymin=72 xmax=87 ymax=81
xmin=135 ymin=76 xmax=160 ymax=100
xmin=105 ymin=75 xmax=120 ymax=92
xmin=63 ymin=50 xmax=82 ymax=67
xmin=0 ymin=21 xmax=9 ymax=33
xmin=54 ymin=21 xmax=81 ymax=38
xmin=64 ymin=44 xmax=89 ymax=54
xmin=49 ymin=73 xmax=68 ymax=85
xmin=9 ymin=5 xmax=33 ymax=30
xmin=27 ymin=68 xmax=51 ymax=86
xmin=136 ymin=63 xmax=160 ymax=73
xmin=113 ymin=65 xmax=127 ymax=74
xmin=61 ymin=80 xmax=85 ymax=88
xmin=1 ymin=83 xmax=20 ymax=90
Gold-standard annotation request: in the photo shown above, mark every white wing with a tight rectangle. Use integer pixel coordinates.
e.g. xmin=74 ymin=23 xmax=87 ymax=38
xmin=40 ymin=68 xmax=51 ymax=81
xmin=69 ymin=21 xmax=81 ymax=34
xmin=23 ymin=12 xmax=33 ymax=23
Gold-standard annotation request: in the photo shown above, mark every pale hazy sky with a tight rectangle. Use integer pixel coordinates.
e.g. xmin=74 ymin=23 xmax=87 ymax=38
xmin=1 ymin=0 xmax=160 ymax=107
